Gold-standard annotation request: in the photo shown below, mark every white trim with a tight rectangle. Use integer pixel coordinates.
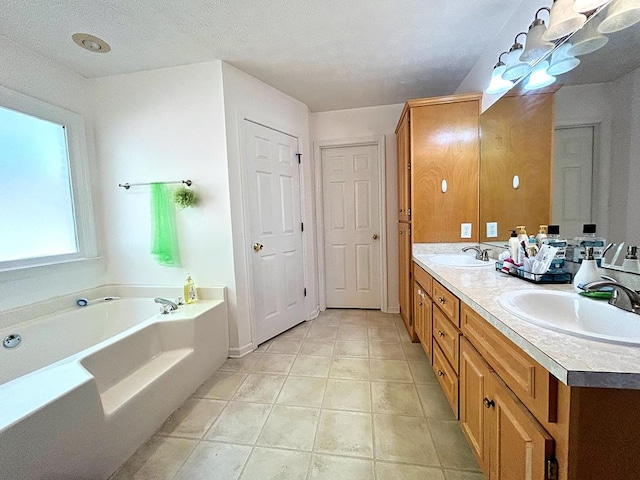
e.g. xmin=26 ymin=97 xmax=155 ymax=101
xmin=386 ymin=306 xmax=400 ymax=314
xmin=228 ymin=343 xmax=255 ymax=358
xmin=313 ymin=135 xmax=388 ymax=312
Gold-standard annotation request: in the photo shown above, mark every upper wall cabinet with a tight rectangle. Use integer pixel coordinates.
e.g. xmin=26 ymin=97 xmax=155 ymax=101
xmin=397 ymin=113 xmax=411 ymax=223
xmin=408 ymin=94 xmax=481 ymax=243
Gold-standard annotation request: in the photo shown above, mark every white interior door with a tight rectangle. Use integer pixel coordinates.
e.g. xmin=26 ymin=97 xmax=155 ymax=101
xmin=553 ymin=126 xmax=594 ymax=239
xmin=322 ymin=144 xmax=381 ymax=308
xmin=244 ymin=120 xmax=305 ymax=345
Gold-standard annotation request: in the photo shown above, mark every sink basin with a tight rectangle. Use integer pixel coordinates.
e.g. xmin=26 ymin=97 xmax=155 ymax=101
xmin=422 ymin=254 xmax=493 ymax=267
xmin=498 ymin=290 xmax=640 ymax=346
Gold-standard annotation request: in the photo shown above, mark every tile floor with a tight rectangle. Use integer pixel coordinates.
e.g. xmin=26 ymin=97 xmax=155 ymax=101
xmin=111 ymin=309 xmax=484 ymax=480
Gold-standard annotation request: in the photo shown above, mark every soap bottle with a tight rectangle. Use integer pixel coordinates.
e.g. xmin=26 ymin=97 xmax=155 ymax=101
xmin=508 ymin=230 xmax=519 ymax=262
xmin=527 ymin=236 xmax=539 ymax=257
xmin=515 ymin=225 xmax=528 ymax=245
xmin=622 ymin=246 xmax=640 ymax=274
xmin=573 ymin=247 xmax=601 ymax=292
xmin=535 ymin=225 xmax=548 ymax=247
xmin=572 ymin=224 xmax=606 ymax=266
xmin=541 ymin=225 xmax=567 ymax=270
xmin=184 ymin=273 xmax=198 ymax=304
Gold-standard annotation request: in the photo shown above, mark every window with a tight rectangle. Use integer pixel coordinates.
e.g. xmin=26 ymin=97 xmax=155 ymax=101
xmin=0 ymin=86 xmax=96 ymax=271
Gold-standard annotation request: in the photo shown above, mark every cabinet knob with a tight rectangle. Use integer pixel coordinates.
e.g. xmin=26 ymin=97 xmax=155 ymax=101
xmin=437 ymin=370 xmax=445 ymax=377
xmin=438 ymin=297 xmax=445 ymax=304
xmin=483 ymin=398 xmax=495 ymax=409
xmin=418 ymin=302 xmax=423 ymax=307
xmin=399 ymin=208 xmax=403 ymax=213
xmin=437 ymin=331 xmax=444 ymax=337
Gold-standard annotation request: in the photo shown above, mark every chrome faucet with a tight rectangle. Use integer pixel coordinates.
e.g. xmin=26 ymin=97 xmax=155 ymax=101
xmin=461 ymin=245 xmax=491 ymax=261
xmin=154 ymin=297 xmax=179 ymax=314
xmin=582 ymin=280 xmax=640 ymax=315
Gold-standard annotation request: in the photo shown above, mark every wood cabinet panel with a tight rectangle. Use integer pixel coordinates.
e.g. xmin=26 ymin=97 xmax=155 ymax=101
xmin=486 ymin=372 xmax=554 ymax=480
xmin=479 ymin=92 xmax=554 ymax=241
xmin=433 ymin=342 xmax=459 ymax=418
xmin=411 ymin=101 xmax=480 ymax=243
xmin=413 ymin=263 xmax=432 ymax=298
xmin=433 ymin=306 xmax=461 ymax=374
xmin=461 ymin=304 xmax=557 ymax=424
xmin=397 ymin=113 xmax=411 ymax=223
xmin=432 ymin=280 xmax=460 ymax=327
xmin=398 ymin=222 xmax=416 ymax=341
xmin=413 ymin=281 xmax=425 ymax=342
xmin=460 ymin=338 xmax=491 ymax=475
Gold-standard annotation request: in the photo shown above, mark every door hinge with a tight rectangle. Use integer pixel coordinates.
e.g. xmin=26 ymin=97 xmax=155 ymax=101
xmin=408 ymin=227 xmax=412 ymax=236
xmin=545 ymin=458 xmax=559 ymax=480
xmin=296 ymin=153 xmax=301 ymax=164
xmin=408 ymin=162 xmax=411 ymax=171
xmin=301 ymin=222 xmax=304 ymax=232
xmin=407 ymin=208 xmax=411 ymax=216
xmin=304 ymin=288 xmax=307 ymax=297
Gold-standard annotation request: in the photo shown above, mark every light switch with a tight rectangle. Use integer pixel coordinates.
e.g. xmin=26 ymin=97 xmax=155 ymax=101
xmin=486 ymin=222 xmax=498 ymax=238
xmin=461 ymin=223 xmax=472 ymax=239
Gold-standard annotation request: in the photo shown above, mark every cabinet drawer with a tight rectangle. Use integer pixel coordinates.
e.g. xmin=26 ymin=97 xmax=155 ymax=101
xmin=461 ymin=303 xmax=557 ymax=423
xmin=432 ymin=280 xmax=460 ymax=326
xmin=433 ymin=306 xmax=460 ymax=374
xmin=433 ymin=342 xmax=459 ymax=419
xmin=413 ymin=263 xmax=432 ymax=298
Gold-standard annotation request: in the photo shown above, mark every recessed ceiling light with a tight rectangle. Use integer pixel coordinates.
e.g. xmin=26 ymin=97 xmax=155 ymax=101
xmin=72 ymin=33 xmax=111 ymax=53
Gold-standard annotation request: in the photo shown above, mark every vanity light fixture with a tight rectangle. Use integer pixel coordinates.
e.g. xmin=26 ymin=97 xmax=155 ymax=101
xmin=568 ymin=15 xmax=609 ymax=55
xmin=72 ymin=33 xmax=111 ymax=53
xmin=598 ymin=0 xmax=640 ymax=33
xmin=486 ymin=52 xmax=515 ymax=94
xmin=524 ymin=60 xmax=557 ymax=90
xmin=542 ymin=0 xmax=587 ymax=41
xmin=521 ymin=8 xmax=555 ymax=64
xmin=503 ymin=33 xmax=532 ymax=80
xmin=547 ymin=42 xmax=581 ymax=75
xmin=573 ymin=0 xmax=611 ymax=12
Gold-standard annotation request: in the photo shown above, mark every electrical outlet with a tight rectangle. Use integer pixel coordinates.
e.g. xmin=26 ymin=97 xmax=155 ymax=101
xmin=486 ymin=222 xmax=498 ymax=238
xmin=461 ymin=223 xmax=472 ymax=239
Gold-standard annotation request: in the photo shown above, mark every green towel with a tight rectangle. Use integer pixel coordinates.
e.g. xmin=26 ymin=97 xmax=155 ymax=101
xmin=150 ymin=183 xmax=181 ymax=267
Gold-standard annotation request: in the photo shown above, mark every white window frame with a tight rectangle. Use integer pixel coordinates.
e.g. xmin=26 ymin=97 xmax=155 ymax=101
xmin=0 ymin=85 xmax=97 ymax=273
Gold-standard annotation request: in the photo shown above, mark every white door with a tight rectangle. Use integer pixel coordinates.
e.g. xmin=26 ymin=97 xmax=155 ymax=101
xmin=244 ymin=120 xmax=305 ymax=344
xmin=553 ymin=126 xmax=594 ymax=239
xmin=322 ymin=144 xmax=381 ymax=308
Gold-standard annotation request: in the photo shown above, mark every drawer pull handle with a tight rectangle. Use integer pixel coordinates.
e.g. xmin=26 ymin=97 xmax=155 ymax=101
xmin=438 ymin=297 xmax=445 ymax=304
xmin=483 ymin=398 xmax=495 ymax=409
xmin=419 ymin=302 xmax=423 ymax=307
xmin=437 ymin=331 xmax=445 ymax=337
xmin=437 ymin=370 xmax=445 ymax=377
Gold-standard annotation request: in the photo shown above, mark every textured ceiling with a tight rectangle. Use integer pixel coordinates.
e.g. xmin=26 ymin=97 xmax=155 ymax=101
xmin=1 ymin=0 xmax=521 ymax=111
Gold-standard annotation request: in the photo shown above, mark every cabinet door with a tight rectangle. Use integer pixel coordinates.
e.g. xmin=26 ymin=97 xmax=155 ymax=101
xmin=397 ymin=113 xmax=410 ymax=223
xmin=411 ymin=101 xmax=479 ymax=243
xmin=398 ymin=223 xmax=415 ymax=339
xmin=486 ymin=372 xmax=554 ymax=480
xmin=413 ymin=281 xmax=424 ymax=342
xmin=460 ymin=338 xmax=491 ymax=474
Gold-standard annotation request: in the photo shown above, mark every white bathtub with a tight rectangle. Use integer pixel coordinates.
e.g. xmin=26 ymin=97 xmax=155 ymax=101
xmin=0 ymin=288 xmax=228 ymax=480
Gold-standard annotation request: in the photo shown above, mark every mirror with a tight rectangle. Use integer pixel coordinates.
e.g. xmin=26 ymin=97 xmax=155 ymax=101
xmin=479 ymin=2 xmax=640 ymax=274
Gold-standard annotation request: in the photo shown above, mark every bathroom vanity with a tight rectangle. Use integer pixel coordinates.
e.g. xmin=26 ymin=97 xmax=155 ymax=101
xmin=412 ymin=248 xmax=640 ymax=480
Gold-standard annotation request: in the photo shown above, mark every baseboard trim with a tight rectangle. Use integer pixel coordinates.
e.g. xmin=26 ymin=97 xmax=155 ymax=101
xmin=385 ymin=306 xmax=400 ymax=314
xmin=228 ymin=343 xmax=255 ymax=358
xmin=307 ymin=308 xmax=320 ymax=321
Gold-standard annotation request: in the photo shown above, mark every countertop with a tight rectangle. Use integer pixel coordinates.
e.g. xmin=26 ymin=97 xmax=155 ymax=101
xmin=413 ymin=243 xmax=640 ymax=390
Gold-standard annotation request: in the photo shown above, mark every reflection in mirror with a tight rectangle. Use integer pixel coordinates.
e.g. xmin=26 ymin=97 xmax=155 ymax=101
xmin=480 ymin=2 xmax=640 ymax=274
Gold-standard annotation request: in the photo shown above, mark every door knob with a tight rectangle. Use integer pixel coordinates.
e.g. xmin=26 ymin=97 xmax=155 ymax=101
xmin=372 ymin=234 xmax=378 ymax=240
xmin=483 ymin=398 xmax=495 ymax=409
xmin=253 ymin=243 xmax=264 ymax=252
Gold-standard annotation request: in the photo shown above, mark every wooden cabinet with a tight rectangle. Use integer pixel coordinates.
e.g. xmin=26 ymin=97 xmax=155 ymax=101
xmin=398 ymin=223 xmax=415 ymax=340
xmin=397 ymin=111 xmax=411 ymax=223
xmin=413 ymin=270 xmax=432 ymax=359
xmin=433 ymin=341 xmax=459 ymax=418
xmin=461 ymin=338 xmax=555 ymax=480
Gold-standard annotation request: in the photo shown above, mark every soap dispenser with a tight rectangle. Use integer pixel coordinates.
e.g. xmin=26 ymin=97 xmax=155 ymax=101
xmin=622 ymin=246 xmax=640 ymax=274
xmin=184 ymin=273 xmax=198 ymax=304
xmin=573 ymin=247 xmax=601 ymax=292
xmin=508 ymin=230 xmax=519 ymax=262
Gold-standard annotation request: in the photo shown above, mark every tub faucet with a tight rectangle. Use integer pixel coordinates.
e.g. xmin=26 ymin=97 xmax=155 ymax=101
xmin=582 ymin=280 xmax=640 ymax=315
xmin=461 ymin=246 xmax=491 ymax=261
xmin=154 ymin=297 xmax=179 ymax=314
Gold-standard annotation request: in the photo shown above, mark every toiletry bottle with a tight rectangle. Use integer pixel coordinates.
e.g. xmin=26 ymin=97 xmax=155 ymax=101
xmin=508 ymin=230 xmax=519 ymax=262
xmin=541 ymin=225 xmax=567 ymax=271
xmin=516 ymin=225 xmax=528 ymax=245
xmin=572 ymin=224 xmax=605 ymax=266
xmin=535 ymin=225 xmax=548 ymax=247
xmin=573 ymin=247 xmax=601 ymax=292
xmin=527 ymin=236 xmax=539 ymax=257
xmin=622 ymin=246 xmax=640 ymax=274
xmin=184 ymin=273 xmax=198 ymax=304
